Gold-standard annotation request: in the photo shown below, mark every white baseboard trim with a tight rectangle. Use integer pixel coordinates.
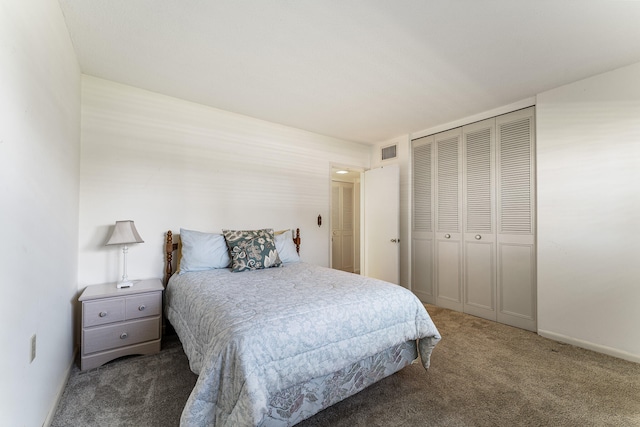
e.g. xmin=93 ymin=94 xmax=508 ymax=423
xmin=42 ymin=348 xmax=77 ymax=427
xmin=538 ymin=329 xmax=640 ymax=364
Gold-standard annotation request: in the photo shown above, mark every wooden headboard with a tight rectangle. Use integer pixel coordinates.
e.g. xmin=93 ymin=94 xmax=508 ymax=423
xmin=164 ymin=228 xmax=301 ymax=286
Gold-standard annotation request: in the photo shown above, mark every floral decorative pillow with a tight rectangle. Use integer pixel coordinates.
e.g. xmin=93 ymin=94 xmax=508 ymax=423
xmin=222 ymin=229 xmax=282 ymax=272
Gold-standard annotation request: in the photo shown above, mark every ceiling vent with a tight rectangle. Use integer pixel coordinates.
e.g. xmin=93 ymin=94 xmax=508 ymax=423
xmin=381 ymin=144 xmax=397 ymax=161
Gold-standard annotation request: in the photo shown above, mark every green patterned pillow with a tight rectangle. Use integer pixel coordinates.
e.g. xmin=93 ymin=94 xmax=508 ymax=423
xmin=222 ymin=229 xmax=282 ymax=272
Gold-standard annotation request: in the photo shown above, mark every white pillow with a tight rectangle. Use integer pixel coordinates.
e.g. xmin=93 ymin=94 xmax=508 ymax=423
xmin=274 ymin=229 xmax=300 ymax=263
xmin=178 ymin=228 xmax=231 ymax=274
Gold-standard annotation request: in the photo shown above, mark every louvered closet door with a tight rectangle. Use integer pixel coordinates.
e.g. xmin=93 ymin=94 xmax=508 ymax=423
xmin=411 ymin=136 xmax=434 ymax=303
xmin=496 ymin=107 xmax=536 ymax=331
xmin=462 ymin=119 xmax=497 ymax=321
xmin=341 ymin=184 xmax=355 ymax=272
xmin=331 ymin=182 xmax=355 ymax=272
xmin=434 ymin=128 xmax=463 ymax=311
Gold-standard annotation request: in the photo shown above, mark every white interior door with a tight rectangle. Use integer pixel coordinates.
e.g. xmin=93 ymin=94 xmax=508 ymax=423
xmin=363 ymin=165 xmax=400 ymax=284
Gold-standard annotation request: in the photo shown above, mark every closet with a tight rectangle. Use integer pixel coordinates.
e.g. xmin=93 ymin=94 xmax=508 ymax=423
xmin=411 ymin=107 xmax=536 ymax=331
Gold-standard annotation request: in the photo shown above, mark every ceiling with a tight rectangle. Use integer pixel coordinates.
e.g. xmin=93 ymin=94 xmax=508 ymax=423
xmin=58 ymin=1 xmax=640 ymax=144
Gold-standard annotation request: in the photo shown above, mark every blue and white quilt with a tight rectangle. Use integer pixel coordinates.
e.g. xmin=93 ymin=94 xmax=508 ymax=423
xmin=165 ymin=262 xmax=441 ymax=426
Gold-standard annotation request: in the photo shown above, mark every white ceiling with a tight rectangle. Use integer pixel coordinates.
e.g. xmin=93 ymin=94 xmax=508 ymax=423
xmin=58 ymin=0 xmax=640 ymax=144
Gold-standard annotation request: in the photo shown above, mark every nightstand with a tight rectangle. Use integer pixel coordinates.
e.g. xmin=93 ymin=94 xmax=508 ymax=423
xmin=79 ymin=278 xmax=163 ymax=371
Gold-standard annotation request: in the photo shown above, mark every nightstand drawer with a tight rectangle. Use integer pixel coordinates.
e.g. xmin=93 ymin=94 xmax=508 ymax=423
xmin=83 ymin=298 xmax=125 ymax=327
xmin=125 ymin=292 xmax=161 ymax=320
xmin=83 ymin=317 xmax=160 ymax=354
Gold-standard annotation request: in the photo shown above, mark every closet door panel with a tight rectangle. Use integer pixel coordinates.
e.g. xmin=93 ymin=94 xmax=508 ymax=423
xmin=331 ymin=182 xmax=355 ymax=273
xmin=496 ymin=107 xmax=536 ymax=331
xmin=413 ymin=237 xmax=434 ymax=302
xmin=341 ymin=185 xmax=355 ymax=272
xmin=331 ymin=184 xmax=343 ymax=270
xmin=411 ymin=137 xmax=435 ymax=303
xmin=464 ymin=241 xmax=495 ymax=315
xmin=436 ymin=240 xmax=462 ymax=308
xmin=462 ymin=119 xmax=496 ymax=320
xmin=498 ymin=242 xmax=535 ymax=328
xmin=434 ymin=129 xmax=463 ymax=311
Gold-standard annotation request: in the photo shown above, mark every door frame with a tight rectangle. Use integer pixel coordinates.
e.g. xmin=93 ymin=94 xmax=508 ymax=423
xmin=329 ymin=164 xmax=364 ymax=273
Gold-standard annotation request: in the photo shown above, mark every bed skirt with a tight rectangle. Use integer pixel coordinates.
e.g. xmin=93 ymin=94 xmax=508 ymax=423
xmin=261 ymin=340 xmax=418 ymax=426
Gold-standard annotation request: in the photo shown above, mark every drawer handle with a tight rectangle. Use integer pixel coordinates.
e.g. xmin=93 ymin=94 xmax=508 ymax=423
xmin=99 ymin=311 xmax=107 ymax=318
xmin=120 ymin=332 xmax=128 ymax=340
xmin=138 ymin=304 xmax=146 ymax=311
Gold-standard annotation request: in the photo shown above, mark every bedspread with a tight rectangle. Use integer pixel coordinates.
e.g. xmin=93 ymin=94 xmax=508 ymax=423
xmin=165 ymin=262 xmax=441 ymax=426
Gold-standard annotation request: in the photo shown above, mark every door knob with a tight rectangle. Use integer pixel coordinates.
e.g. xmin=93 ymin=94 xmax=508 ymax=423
xmin=475 ymin=234 xmax=482 ymax=240
xmin=444 ymin=234 xmax=451 ymax=239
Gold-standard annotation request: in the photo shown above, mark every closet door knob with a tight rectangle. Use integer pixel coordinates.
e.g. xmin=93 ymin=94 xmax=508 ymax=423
xmin=475 ymin=235 xmax=482 ymax=240
xmin=444 ymin=234 xmax=451 ymax=239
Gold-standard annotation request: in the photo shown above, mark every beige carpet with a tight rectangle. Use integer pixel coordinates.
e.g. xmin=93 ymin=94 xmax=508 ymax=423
xmin=300 ymin=304 xmax=640 ymax=426
xmin=52 ymin=304 xmax=640 ymax=426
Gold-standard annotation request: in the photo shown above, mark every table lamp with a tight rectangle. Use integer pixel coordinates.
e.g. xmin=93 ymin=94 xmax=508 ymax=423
xmin=106 ymin=220 xmax=144 ymax=288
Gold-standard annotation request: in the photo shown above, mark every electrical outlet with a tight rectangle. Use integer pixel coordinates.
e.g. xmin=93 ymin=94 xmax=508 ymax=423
xmin=30 ymin=334 xmax=36 ymax=363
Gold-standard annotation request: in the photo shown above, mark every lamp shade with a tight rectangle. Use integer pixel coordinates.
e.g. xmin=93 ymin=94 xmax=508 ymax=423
xmin=106 ymin=220 xmax=144 ymax=246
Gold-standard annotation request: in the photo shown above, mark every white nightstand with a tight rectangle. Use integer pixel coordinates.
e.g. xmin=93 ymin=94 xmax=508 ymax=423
xmin=79 ymin=278 xmax=163 ymax=371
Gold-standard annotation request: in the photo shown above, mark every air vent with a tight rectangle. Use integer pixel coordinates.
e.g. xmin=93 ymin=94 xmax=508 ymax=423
xmin=381 ymin=144 xmax=397 ymax=160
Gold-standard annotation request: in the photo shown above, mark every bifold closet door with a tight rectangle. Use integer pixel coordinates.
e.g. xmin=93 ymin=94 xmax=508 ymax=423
xmin=331 ymin=182 xmax=355 ymax=273
xmin=411 ymin=137 xmax=434 ymax=303
xmin=496 ymin=107 xmax=536 ymax=332
xmin=411 ymin=107 xmax=536 ymax=332
xmin=434 ymin=128 xmax=463 ymax=312
xmin=462 ymin=119 xmax=497 ymax=321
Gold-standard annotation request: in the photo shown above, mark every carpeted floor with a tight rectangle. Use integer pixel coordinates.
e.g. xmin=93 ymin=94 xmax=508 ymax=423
xmin=51 ymin=335 xmax=196 ymax=427
xmin=52 ymin=305 xmax=640 ymax=426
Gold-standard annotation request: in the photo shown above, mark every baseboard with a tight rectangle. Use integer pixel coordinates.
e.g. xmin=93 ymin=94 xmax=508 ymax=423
xmin=42 ymin=347 xmax=77 ymax=427
xmin=538 ymin=329 xmax=640 ymax=364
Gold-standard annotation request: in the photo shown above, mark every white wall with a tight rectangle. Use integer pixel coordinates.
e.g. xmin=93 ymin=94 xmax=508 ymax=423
xmin=78 ymin=76 xmax=371 ymax=287
xmin=0 ymin=1 xmax=81 ymax=426
xmin=536 ymin=62 xmax=640 ymax=362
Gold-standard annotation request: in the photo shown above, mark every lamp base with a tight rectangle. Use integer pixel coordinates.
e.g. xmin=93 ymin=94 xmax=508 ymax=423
xmin=117 ymin=280 xmax=134 ymax=289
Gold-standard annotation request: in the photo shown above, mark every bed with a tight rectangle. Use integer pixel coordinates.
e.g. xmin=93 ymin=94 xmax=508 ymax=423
xmin=163 ymin=228 xmax=441 ymax=426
